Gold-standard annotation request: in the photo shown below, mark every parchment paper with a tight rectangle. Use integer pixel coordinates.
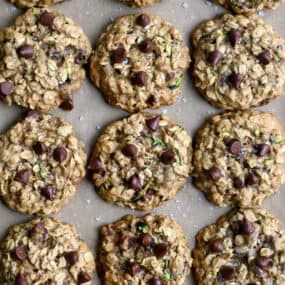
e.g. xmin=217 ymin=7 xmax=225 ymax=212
xmin=0 ymin=0 xmax=285 ymax=284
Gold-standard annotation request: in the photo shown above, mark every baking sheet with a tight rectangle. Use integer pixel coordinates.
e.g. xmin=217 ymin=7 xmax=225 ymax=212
xmin=0 ymin=0 xmax=285 ymax=284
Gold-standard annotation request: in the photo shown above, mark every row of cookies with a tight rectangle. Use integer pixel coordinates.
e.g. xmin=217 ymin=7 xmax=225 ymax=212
xmin=1 ymin=207 xmax=285 ymax=284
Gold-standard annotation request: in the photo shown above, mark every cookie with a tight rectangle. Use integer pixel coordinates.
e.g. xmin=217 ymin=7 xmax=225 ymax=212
xmin=0 ymin=217 xmax=95 ymax=285
xmin=0 ymin=8 xmax=91 ymax=111
xmin=119 ymin=0 xmax=163 ymax=7
xmin=192 ymin=13 xmax=285 ymax=110
xmin=97 ymin=213 xmax=192 ymax=285
xmin=0 ymin=111 xmax=87 ymax=215
xmin=193 ymin=110 xmax=285 ymax=207
xmin=214 ymin=0 xmax=285 ymax=13
xmin=88 ymin=112 xmax=192 ymax=210
xmin=192 ymin=208 xmax=285 ymax=285
xmin=90 ymin=14 xmax=190 ymax=112
xmin=9 ymin=0 xmax=66 ymax=8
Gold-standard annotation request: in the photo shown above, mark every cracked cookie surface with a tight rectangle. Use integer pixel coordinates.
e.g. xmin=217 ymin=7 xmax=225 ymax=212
xmin=90 ymin=14 xmax=190 ymax=112
xmin=193 ymin=208 xmax=285 ymax=285
xmin=98 ymin=213 xmax=192 ymax=285
xmin=0 ymin=8 xmax=91 ymax=111
xmin=9 ymin=0 xmax=66 ymax=8
xmin=119 ymin=0 xmax=163 ymax=7
xmin=88 ymin=112 xmax=192 ymax=210
xmin=0 ymin=217 xmax=95 ymax=285
xmin=192 ymin=13 xmax=285 ymax=110
xmin=193 ymin=110 xmax=285 ymax=207
xmin=0 ymin=111 xmax=87 ymax=215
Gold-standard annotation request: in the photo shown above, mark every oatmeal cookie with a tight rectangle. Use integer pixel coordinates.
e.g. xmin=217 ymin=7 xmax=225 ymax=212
xmin=119 ymin=0 xmax=163 ymax=7
xmin=192 ymin=208 xmax=285 ymax=285
xmin=192 ymin=13 xmax=285 ymax=110
xmin=0 ymin=217 xmax=95 ymax=285
xmin=0 ymin=111 xmax=87 ymax=215
xmin=90 ymin=14 xmax=190 ymax=112
xmin=0 ymin=8 xmax=91 ymax=111
xmin=88 ymin=112 xmax=192 ymax=210
xmin=193 ymin=110 xmax=285 ymax=207
xmin=9 ymin=0 xmax=66 ymax=8
xmin=97 ymin=213 xmax=192 ymax=285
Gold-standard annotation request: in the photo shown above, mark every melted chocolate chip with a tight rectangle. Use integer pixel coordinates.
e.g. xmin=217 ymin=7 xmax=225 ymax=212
xmin=111 ymin=48 xmax=127 ymax=64
xmin=148 ymin=278 xmax=162 ymax=285
xmin=139 ymin=39 xmax=154 ymax=53
xmin=240 ymin=218 xmax=255 ymax=235
xmin=136 ymin=14 xmax=151 ymax=27
xmin=60 ymin=96 xmax=74 ymax=111
xmin=153 ymin=243 xmax=169 ymax=258
xmin=228 ymin=29 xmax=243 ymax=46
xmin=14 ymin=245 xmax=27 ymax=261
xmin=33 ymin=141 xmax=48 ymax=155
xmin=40 ymin=185 xmax=56 ymax=200
xmin=256 ymin=256 xmax=272 ymax=270
xmin=255 ymin=143 xmax=270 ymax=157
xmin=39 ymin=11 xmax=54 ymax=27
xmin=160 ymin=150 xmax=175 ymax=165
xmin=88 ymin=157 xmax=103 ymax=171
xmin=219 ymin=266 xmax=236 ymax=281
xmin=129 ymin=175 xmax=142 ymax=190
xmin=130 ymin=71 xmax=147 ymax=87
xmin=0 ymin=81 xmax=14 ymax=96
xmin=53 ymin=147 xmax=67 ymax=162
xmin=18 ymin=45 xmax=34 ymax=59
xmin=129 ymin=262 xmax=142 ymax=276
xmin=227 ymin=139 xmax=242 ymax=155
xmin=210 ymin=239 xmax=224 ymax=253
xmin=15 ymin=169 xmax=30 ymax=184
xmin=140 ymin=233 xmax=153 ymax=247
xmin=77 ymin=271 xmax=91 ymax=284
xmin=122 ymin=144 xmax=138 ymax=158
xmin=258 ymin=50 xmax=272 ymax=65
xmin=228 ymin=72 xmax=244 ymax=90
xmin=64 ymin=251 xmax=79 ymax=266
xmin=15 ymin=273 xmax=28 ymax=285
xmin=245 ymin=173 xmax=260 ymax=187
xmin=207 ymin=51 xmax=223 ymax=66
xmin=146 ymin=116 xmax=160 ymax=132
xmin=209 ymin=167 xmax=222 ymax=181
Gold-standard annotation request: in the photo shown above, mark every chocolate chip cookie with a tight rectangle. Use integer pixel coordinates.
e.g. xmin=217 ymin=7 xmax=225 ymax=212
xmin=192 ymin=13 xmax=285 ymax=110
xmin=0 ymin=111 xmax=87 ymax=215
xmin=214 ymin=0 xmax=285 ymax=13
xmin=90 ymin=14 xmax=190 ymax=112
xmin=0 ymin=8 xmax=91 ymax=111
xmin=0 ymin=217 xmax=95 ymax=285
xmin=88 ymin=112 xmax=192 ymax=210
xmin=119 ymin=0 xmax=163 ymax=7
xmin=193 ymin=110 xmax=285 ymax=207
xmin=193 ymin=208 xmax=285 ymax=285
xmin=9 ymin=0 xmax=66 ymax=8
xmin=98 ymin=213 xmax=192 ymax=285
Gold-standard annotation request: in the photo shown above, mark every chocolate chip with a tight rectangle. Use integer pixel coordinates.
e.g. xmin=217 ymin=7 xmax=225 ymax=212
xmin=136 ymin=14 xmax=151 ymax=27
xmin=25 ymin=110 xmax=39 ymax=119
xmin=129 ymin=262 xmax=142 ymax=276
xmin=233 ymin=177 xmax=244 ymax=189
xmin=0 ymin=81 xmax=14 ymax=96
xmin=122 ymin=144 xmax=138 ymax=158
xmin=167 ymin=72 xmax=175 ymax=81
xmin=258 ymin=50 xmax=271 ymax=65
xmin=146 ymin=116 xmax=160 ymax=132
xmin=14 ymin=245 xmax=27 ymax=261
xmin=240 ymin=218 xmax=255 ymax=235
xmin=219 ymin=266 xmax=236 ymax=281
xmin=15 ymin=169 xmax=30 ymax=184
xmin=228 ymin=29 xmax=243 ymax=46
xmin=207 ymin=51 xmax=223 ymax=66
xmin=129 ymin=175 xmax=142 ymax=190
xmin=144 ymin=189 xmax=154 ymax=200
xmin=256 ymin=143 xmax=270 ymax=157
xmin=120 ymin=236 xmax=136 ymax=249
xmin=88 ymin=157 xmax=103 ymax=171
xmin=77 ymin=271 xmax=91 ymax=284
xmin=148 ymin=278 xmax=162 ymax=285
xmin=153 ymin=243 xmax=169 ymax=258
xmin=227 ymin=139 xmax=242 ymax=155
xmin=18 ymin=44 xmax=34 ymax=59
xmin=40 ymin=185 xmax=56 ymax=201
xmin=15 ymin=273 xmax=28 ymax=285
xmin=31 ymin=222 xmax=47 ymax=234
xmin=111 ymin=48 xmax=127 ymax=64
xmin=39 ymin=11 xmax=54 ymax=27
xmin=228 ymin=72 xmax=244 ymax=90
xmin=33 ymin=141 xmax=48 ymax=155
xmin=74 ymin=50 xmax=86 ymax=65
xmin=130 ymin=71 xmax=147 ymax=87
xmin=245 ymin=173 xmax=260 ymax=187
xmin=60 ymin=96 xmax=74 ymax=111
xmin=53 ymin=147 xmax=67 ymax=162
xmin=139 ymin=39 xmax=154 ymax=53
xmin=256 ymin=256 xmax=272 ymax=270
xmin=64 ymin=251 xmax=79 ymax=266
xmin=209 ymin=167 xmax=222 ymax=181
xmin=140 ymin=233 xmax=153 ymax=247
xmin=146 ymin=94 xmax=156 ymax=106
xmin=160 ymin=150 xmax=175 ymax=165
xmin=210 ymin=239 xmax=224 ymax=253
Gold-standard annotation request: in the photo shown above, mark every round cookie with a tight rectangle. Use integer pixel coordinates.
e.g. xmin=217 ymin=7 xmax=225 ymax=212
xmin=9 ymin=0 xmax=66 ymax=8
xmin=213 ymin=0 xmax=285 ymax=13
xmin=119 ymin=0 xmax=163 ymax=7
xmin=0 ymin=111 xmax=87 ymax=215
xmin=88 ymin=112 xmax=192 ymax=210
xmin=97 ymin=213 xmax=192 ymax=285
xmin=90 ymin=14 xmax=190 ymax=112
xmin=0 ymin=217 xmax=95 ymax=285
xmin=192 ymin=13 xmax=285 ymax=110
xmin=193 ymin=110 xmax=285 ymax=207
xmin=0 ymin=8 xmax=91 ymax=111
xmin=192 ymin=208 xmax=285 ymax=285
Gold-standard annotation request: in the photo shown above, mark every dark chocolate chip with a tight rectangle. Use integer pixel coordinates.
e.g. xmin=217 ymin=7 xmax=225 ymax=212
xmin=64 ymin=251 xmax=79 ymax=266
xmin=25 ymin=110 xmax=39 ymax=119
xmin=0 ymin=81 xmax=14 ymax=96
xmin=233 ymin=177 xmax=244 ymax=189
xmin=258 ymin=50 xmax=272 ymax=65
xmin=256 ymin=256 xmax=272 ymax=270
xmin=129 ymin=175 xmax=142 ymax=190
xmin=139 ymin=39 xmax=154 ymax=53
xmin=228 ymin=72 xmax=244 ymax=90
xmin=39 ymin=11 xmax=54 ymax=27
xmin=74 ymin=50 xmax=86 ymax=65
xmin=210 ymin=239 xmax=224 ymax=253
xmin=15 ymin=169 xmax=30 ymax=184
xmin=240 ymin=218 xmax=255 ymax=235
xmin=87 ymin=157 xmax=103 ymax=171
xmin=146 ymin=94 xmax=156 ymax=106
xmin=129 ymin=262 xmax=142 ymax=276
xmin=146 ymin=116 xmax=160 ymax=132
xmin=227 ymin=139 xmax=242 ymax=155
xmin=130 ymin=71 xmax=147 ymax=87
xmin=219 ymin=266 xmax=236 ymax=281
xmin=160 ymin=150 xmax=175 ymax=165
xmin=140 ymin=233 xmax=153 ymax=247
xmin=256 ymin=143 xmax=270 ymax=157
xmin=136 ymin=14 xmax=151 ymax=27
xmin=60 ymin=96 xmax=74 ymax=111
xmin=245 ymin=173 xmax=260 ymax=187
xmin=15 ymin=273 xmax=28 ymax=285
xmin=14 ymin=245 xmax=27 ymax=261
xmin=148 ymin=278 xmax=162 ymax=285
xmin=53 ymin=147 xmax=67 ymax=162
xmin=153 ymin=243 xmax=169 ymax=258
xmin=122 ymin=144 xmax=138 ymax=158
xmin=33 ymin=141 xmax=48 ymax=155
xmin=77 ymin=271 xmax=91 ymax=284
xmin=228 ymin=29 xmax=243 ymax=46
xmin=40 ymin=185 xmax=56 ymax=201
xmin=207 ymin=51 xmax=223 ymax=66
xmin=111 ymin=48 xmax=127 ymax=64
xmin=209 ymin=167 xmax=222 ymax=182
xmin=18 ymin=45 xmax=34 ymax=59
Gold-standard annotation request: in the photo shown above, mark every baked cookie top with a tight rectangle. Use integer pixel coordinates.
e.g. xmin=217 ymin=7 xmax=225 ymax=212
xmin=192 ymin=13 xmax=285 ymax=110
xmin=88 ymin=112 xmax=192 ymax=210
xmin=214 ymin=0 xmax=285 ymax=13
xmin=0 ymin=8 xmax=91 ymax=111
xmin=90 ymin=14 xmax=190 ymax=112
xmin=119 ymin=0 xmax=163 ymax=8
xmin=192 ymin=208 xmax=285 ymax=285
xmin=0 ymin=217 xmax=95 ymax=285
xmin=0 ymin=111 xmax=87 ymax=215
xmin=193 ymin=110 xmax=285 ymax=207
xmin=98 ymin=213 xmax=192 ymax=285
xmin=9 ymin=0 xmax=66 ymax=8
